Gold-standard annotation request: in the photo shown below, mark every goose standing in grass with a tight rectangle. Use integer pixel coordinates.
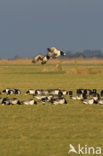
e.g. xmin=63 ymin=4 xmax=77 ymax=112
xmin=32 ymin=47 xmax=66 ymax=64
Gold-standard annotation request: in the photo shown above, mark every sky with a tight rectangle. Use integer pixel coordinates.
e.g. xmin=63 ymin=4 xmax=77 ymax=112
xmin=0 ymin=0 xmax=103 ymax=58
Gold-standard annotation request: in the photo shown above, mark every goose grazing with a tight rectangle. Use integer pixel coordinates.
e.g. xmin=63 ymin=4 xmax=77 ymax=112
xmin=2 ymin=88 xmax=21 ymax=95
xmin=82 ymin=90 xmax=99 ymax=105
xmin=2 ymin=98 xmax=21 ymax=105
xmin=76 ymin=89 xmax=85 ymax=100
xmin=90 ymin=90 xmax=100 ymax=103
xmin=77 ymin=89 xmax=92 ymax=96
xmin=68 ymin=90 xmax=83 ymax=100
xmin=34 ymin=94 xmax=53 ymax=103
xmin=83 ymin=98 xmax=94 ymax=105
xmin=7 ymin=89 xmax=14 ymax=95
xmin=14 ymin=89 xmax=21 ymax=94
xmin=26 ymin=89 xmax=36 ymax=95
xmin=22 ymin=99 xmax=37 ymax=105
xmin=9 ymin=98 xmax=21 ymax=105
xmin=68 ymin=90 xmax=85 ymax=101
xmin=35 ymin=89 xmax=46 ymax=95
xmin=40 ymin=95 xmax=57 ymax=103
xmin=35 ymin=89 xmax=50 ymax=96
xmin=2 ymin=88 xmax=11 ymax=94
xmin=48 ymin=89 xmax=63 ymax=96
xmin=34 ymin=95 xmax=47 ymax=100
xmin=50 ymin=97 xmax=67 ymax=105
xmin=7 ymin=89 xmax=21 ymax=95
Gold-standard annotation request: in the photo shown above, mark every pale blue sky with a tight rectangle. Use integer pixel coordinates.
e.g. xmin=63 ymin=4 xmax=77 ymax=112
xmin=0 ymin=0 xmax=103 ymax=58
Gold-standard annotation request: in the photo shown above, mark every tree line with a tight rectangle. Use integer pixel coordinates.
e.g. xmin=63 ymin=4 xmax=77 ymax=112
xmin=65 ymin=50 xmax=103 ymax=58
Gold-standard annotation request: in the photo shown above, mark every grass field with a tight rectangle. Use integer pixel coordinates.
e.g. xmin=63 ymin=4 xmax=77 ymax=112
xmin=0 ymin=62 xmax=103 ymax=156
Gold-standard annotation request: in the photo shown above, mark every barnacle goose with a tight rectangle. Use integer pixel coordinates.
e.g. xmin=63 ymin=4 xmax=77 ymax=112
xmin=22 ymin=99 xmax=37 ymax=105
xmin=2 ymin=98 xmax=21 ymax=105
xmin=32 ymin=47 xmax=66 ymax=64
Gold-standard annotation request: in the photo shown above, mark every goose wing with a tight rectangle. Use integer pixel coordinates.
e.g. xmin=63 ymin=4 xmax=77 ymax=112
xmin=47 ymin=47 xmax=57 ymax=53
xmin=47 ymin=51 xmax=57 ymax=59
xmin=41 ymin=56 xmax=48 ymax=64
xmin=32 ymin=54 xmax=44 ymax=63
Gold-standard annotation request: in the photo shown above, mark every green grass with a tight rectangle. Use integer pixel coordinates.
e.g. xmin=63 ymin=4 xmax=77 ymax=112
xmin=0 ymin=65 xmax=103 ymax=156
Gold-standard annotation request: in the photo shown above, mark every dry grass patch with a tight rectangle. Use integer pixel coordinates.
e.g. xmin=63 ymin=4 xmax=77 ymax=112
xmin=66 ymin=66 xmax=103 ymax=75
xmin=1 ymin=57 xmax=103 ymax=65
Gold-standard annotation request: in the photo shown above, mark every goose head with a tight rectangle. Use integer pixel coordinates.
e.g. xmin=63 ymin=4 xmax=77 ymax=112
xmin=60 ymin=50 xmax=66 ymax=56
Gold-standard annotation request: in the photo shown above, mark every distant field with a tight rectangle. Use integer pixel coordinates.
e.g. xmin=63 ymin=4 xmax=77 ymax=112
xmin=1 ymin=57 xmax=103 ymax=65
xmin=0 ymin=62 xmax=103 ymax=156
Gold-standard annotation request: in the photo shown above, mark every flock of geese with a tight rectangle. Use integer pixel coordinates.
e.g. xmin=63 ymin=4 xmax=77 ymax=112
xmin=32 ymin=47 xmax=66 ymax=64
xmin=1 ymin=47 xmax=101 ymax=105
xmin=0 ymin=88 xmax=103 ymax=105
